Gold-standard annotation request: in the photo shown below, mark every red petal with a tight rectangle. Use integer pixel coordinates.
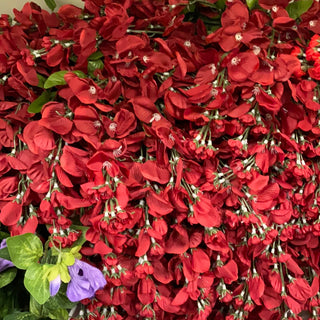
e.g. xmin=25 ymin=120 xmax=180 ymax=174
xmin=135 ymin=230 xmax=150 ymax=257
xmin=165 ymin=225 xmax=189 ymax=254
xmin=192 ymin=249 xmax=210 ymax=273
xmin=137 ymin=278 xmax=156 ymax=305
xmin=0 ymin=202 xmax=22 ymax=226
xmin=141 ymin=160 xmax=171 ymax=184
xmin=171 ymin=287 xmax=189 ymax=306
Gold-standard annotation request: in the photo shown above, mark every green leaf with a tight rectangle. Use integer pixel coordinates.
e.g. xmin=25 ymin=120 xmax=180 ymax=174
xmin=73 ymin=70 xmax=87 ymax=78
xmin=24 ymin=263 xmax=50 ymax=305
xmin=0 ymin=246 xmax=11 ymax=261
xmin=88 ymin=51 xmax=104 ymax=60
xmin=71 ymin=225 xmax=89 ymax=248
xmin=58 ymin=262 xmax=71 ymax=283
xmin=246 ymin=0 xmax=257 ymax=9
xmin=88 ymin=59 xmax=104 ymax=77
xmin=29 ymin=295 xmax=43 ymax=317
xmin=286 ymin=0 xmax=313 ymax=19
xmin=44 ymin=0 xmax=56 ymax=11
xmin=37 ymin=74 xmax=47 ymax=88
xmin=49 ymin=290 xmax=75 ymax=309
xmin=61 ymin=252 xmax=75 ymax=266
xmin=30 ymin=295 xmax=69 ymax=320
xmin=44 ymin=71 xmax=68 ymax=89
xmin=216 ymin=0 xmax=226 ymax=10
xmin=27 ymin=90 xmax=51 ymax=113
xmin=4 ymin=312 xmax=38 ymax=320
xmin=44 ymin=70 xmax=87 ymax=89
xmin=6 ymin=233 xmax=43 ymax=270
xmin=0 ymin=268 xmax=16 ymax=288
xmin=0 ymin=231 xmax=9 ymax=240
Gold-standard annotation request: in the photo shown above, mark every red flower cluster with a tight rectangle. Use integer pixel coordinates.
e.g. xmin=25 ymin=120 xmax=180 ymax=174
xmin=1 ymin=0 xmax=320 ymax=319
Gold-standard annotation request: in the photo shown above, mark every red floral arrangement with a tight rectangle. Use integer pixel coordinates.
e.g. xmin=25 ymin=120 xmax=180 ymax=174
xmin=0 ymin=0 xmax=320 ymax=319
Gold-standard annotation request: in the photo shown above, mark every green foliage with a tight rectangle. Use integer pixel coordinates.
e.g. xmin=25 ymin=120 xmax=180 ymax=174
xmin=3 ymin=231 xmax=84 ymax=311
xmin=30 ymin=294 xmax=71 ymax=320
xmin=0 ymin=272 xmax=31 ymax=320
xmin=216 ymin=0 xmax=226 ymax=10
xmin=0 ymin=231 xmax=9 ymax=240
xmin=24 ymin=263 xmax=50 ymax=305
xmin=69 ymin=225 xmax=89 ymax=248
xmin=88 ymin=51 xmax=104 ymax=60
xmin=44 ymin=0 xmax=57 ymax=11
xmin=27 ymin=91 xmax=52 ymax=113
xmin=44 ymin=70 xmax=86 ymax=89
xmin=0 ymin=246 xmax=11 ymax=261
xmin=286 ymin=0 xmax=313 ymax=19
xmin=246 ymin=0 xmax=258 ymax=9
xmin=88 ymin=59 xmax=104 ymax=78
xmin=36 ymin=74 xmax=47 ymax=88
xmin=4 ymin=312 xmax=38 ymax=320
xmin=0 ymin=268 xmax=17 ymax=288
xmin=6 ymin=234 xmax=43 ymax=270
xmin=44 ymin=71 xmax=69 ymax=89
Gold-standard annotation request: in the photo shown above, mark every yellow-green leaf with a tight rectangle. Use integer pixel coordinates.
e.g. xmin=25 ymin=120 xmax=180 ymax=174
xmin=24 ymin=263 xmax=50 ymax=305
xmin=6 ymin=233 xmax=43 ymax=270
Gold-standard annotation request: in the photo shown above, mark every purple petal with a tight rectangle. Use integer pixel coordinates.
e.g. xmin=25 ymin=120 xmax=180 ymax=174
xmin=49 ymin=275 xmax=61 ymax=296
xmin=66 ymin=259 xmax=106 ymax=302
xmin=74 ymin=259 xmax=107 ymax=291
xmin=66 ymin=278 xmax=95 ymax=302
xmin=0 ymin=239 xmax=7 ymax=250
xmin=0 ymin=258 xmax=14 ymax=273
xmin=0 ymin=240 xmax=14 ymax=272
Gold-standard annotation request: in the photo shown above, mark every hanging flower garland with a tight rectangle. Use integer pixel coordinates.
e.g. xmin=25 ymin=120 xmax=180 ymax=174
xmin=0 ymin=0 xmax=319 ymax=319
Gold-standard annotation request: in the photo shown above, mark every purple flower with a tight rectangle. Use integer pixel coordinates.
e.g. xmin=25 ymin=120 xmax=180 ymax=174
xmin=66 ymin=259 xmax=106 ymax=302
xmin=49 ymin=275 xmax=61 ymax=297
xmin=0 ymin=239 xmax=14 ymax=273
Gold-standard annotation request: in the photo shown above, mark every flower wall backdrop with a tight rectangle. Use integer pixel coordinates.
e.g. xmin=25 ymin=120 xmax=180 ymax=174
xmin=0 ymin=0 xmax=319 ymax=319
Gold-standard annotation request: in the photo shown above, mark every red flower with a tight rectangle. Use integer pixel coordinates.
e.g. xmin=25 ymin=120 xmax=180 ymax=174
xmin=23 ymin=121 xmax=56 ymax=155
xmin=164 ymin=224 xmax=189 ymax=254
xmin=137 ymin=278 xmax=156 ymax=305
xmin=64 ymin=72 xmax=99 ymax=104
xmin=0 ymin=201 xmax=22 ymax=226
xmin=140 ymin=160 xmax=171 ymax=185
xmin=215 ymin=259 xmax=238 ymax=285
xmin=287 ymin=277 xmax=312 ymax=303
xmin=248 ymin=273 xmax=265 ymax=304
xmin=39 ymin=102 xmax=73 ymax=135
xmin=104 ymin=109 xmax=136 ymax=138
xmin=227 ymin=52 xmax=259 ymax=82
xmin=192 ymin=195 xmax=221 ymax=228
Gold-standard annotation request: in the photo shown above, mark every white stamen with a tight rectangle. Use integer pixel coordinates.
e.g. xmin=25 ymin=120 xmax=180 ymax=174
xmin=212 ymin=88 xmax=219 ymax=96
xmin=143 ymin=56 xmax=149 ymax=63
xmin=109 ymin=123 xmax=117 ymax=132
xmin=231 ymin=57 xmax=241 ymax=66
xmin=103 ymin=161 xmax=112 ymax=169
xmin=89 ymin=86 xmax=96 ymax=95
xmin=184 ymin=40 xmax=191 ymax=47
xmin=210 ymin=64 xmax=216 ymax=75
xmin=150 ymin=113 xmax=161 ymax=123
xmin=113 ymin=145 xmax=123 ymax=157
xmin=252 ymin=86 xmax=260 ymax=95
xmin=309 ymin=20 xmax=317 ymax=27
xmin=272 ymin=5 xmax=278 ymax=12
xmin=93 ymin=120 xmax=101 ymax=128
xmin=235 ymin=33 xmax=243 ymax=41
